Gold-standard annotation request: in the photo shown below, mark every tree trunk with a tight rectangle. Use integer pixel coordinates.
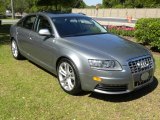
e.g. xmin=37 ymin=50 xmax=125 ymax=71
xmin=11 ymin=0 xmax=15 ymax=19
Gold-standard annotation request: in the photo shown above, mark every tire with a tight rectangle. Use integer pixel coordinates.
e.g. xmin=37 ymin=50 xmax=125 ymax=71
xmin=57 ymin=58 xmax=82 ymax=95
xmin=11 ymin=39 xmax=24 ymax=60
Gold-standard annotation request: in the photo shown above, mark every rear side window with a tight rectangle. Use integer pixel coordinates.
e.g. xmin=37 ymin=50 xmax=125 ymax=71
xmin=17 ymin=19 xmax=24 ymax=27
xmin=23 ymin=15 xmax=36 ymax=30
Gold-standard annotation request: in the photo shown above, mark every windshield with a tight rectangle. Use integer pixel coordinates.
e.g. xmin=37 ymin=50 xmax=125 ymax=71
xmin=52 ymin=17 xmax=107 ymax=37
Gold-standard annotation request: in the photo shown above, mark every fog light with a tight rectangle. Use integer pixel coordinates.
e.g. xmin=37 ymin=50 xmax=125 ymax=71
xmin=93 ymin=76 xmax=102 ymax=82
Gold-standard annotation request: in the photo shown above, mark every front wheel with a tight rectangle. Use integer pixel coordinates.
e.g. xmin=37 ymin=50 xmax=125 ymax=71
xmin=11 ymin=39 xmax=24 ymax=60
xmin=57 ymin=58 xmax=82 ymax=95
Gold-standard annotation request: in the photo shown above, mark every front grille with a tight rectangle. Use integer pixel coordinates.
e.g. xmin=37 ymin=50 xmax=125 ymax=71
xmin=128 ymin=56 xmax=153 ymax=74
xmin=95 ymin=84 xmax=127 ymax=92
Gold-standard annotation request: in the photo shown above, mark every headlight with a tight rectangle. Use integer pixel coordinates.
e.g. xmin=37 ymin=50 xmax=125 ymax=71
xmin=88 ymin=59 xmax=122 ymax=71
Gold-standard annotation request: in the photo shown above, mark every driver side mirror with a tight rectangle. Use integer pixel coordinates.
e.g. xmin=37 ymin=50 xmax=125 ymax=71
xmin=39 ymin=29 xmax=51 ymax=36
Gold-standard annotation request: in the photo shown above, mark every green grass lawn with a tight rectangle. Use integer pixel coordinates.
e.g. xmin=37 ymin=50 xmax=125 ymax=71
xmin=0 ymin=24 xmax=160 ymax=120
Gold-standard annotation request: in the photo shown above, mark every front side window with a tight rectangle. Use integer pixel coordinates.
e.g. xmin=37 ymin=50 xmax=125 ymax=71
xmin=36 ymin=16 xmax=52 ymax=33
xmin=23 ymin=15 xmax=36 ymax=30
xmin=52 ymin=17 xmax=107 ymax=37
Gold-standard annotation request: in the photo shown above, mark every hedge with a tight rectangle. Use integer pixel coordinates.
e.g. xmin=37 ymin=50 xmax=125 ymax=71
xmin=135 ymin=18 xmax=160 ymax=50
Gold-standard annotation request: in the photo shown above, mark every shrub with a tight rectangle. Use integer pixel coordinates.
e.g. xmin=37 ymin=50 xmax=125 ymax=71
xmin=148 ymin=21 xmax=160 ymax=50
xmin=135 ymin=18 xmax=160 ymax=50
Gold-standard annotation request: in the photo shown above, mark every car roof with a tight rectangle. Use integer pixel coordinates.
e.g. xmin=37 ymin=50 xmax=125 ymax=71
xmin=38 ymin=12 xmax=86 ymax=18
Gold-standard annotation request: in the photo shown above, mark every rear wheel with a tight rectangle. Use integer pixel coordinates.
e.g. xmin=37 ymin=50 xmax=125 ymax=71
xmin=11 ymin=39 xmax=24 ymax=60
xmin=57 ymin=58 xmax=82 ymax=95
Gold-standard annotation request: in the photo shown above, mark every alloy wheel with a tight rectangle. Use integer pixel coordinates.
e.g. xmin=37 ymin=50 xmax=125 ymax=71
xmin=58 ymin=62 xmax=76 ymax=91
xmin=11 ymin=40 xmax=18 ymax=58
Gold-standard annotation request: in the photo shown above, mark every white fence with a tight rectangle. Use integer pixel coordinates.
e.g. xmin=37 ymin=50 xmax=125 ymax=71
xmin=72 ymin=8 xmax=160 ymax=19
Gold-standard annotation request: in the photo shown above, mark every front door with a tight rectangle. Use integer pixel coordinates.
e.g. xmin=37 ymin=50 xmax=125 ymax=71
xmin=29 ymin=15 xmax=57 ymax=71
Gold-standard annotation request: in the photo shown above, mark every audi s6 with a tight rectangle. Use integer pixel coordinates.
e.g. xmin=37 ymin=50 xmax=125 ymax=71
xmin=10 ymin=12 xmax=155 ymax=95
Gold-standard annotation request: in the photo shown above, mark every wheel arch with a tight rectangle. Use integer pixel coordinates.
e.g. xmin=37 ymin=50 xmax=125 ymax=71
xmin=55 ymin=50 xmax=87 ymax=75
xmin=55 ymin=55 xmax=83 ymax=78
xmin=56 ymin=56 xmax=76 ymax=71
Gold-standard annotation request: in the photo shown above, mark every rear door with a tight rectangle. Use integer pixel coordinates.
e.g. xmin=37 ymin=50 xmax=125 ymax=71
xmin=17 ymin=15 xmax=37 ymax=55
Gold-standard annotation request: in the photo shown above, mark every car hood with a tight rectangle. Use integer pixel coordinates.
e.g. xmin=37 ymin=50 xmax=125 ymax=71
xmin=64 ymin=34 xmax=149 ymax=65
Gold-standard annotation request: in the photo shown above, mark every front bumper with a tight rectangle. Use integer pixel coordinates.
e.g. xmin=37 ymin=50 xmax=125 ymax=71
xmin=80 ymin=65 xmax=154 ymax=94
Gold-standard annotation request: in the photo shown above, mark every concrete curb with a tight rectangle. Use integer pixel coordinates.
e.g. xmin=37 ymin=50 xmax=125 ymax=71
xmin=2 ymin=19 xmax=19 ymax=24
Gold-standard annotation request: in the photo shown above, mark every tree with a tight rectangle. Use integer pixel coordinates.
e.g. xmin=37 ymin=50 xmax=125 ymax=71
xmin=13 ymin=0 xmax=29 ymax=15
xmin=0 ymin=0 xmax=11 ymax=14
xmin=102 ymin=0 xmax=160 ymax=8
xmin=102 ymin=0 xmax=113 ymax=8
xmin=0 ymin=0 xmax=5 ymax=14
xmin=37 ymin=0 xmax=78 ymax=11
xmin=24 ymin=0 xmax=39 ymax=13
xmin=74 ymin=0 xmax=86 ymax=8
xmin=102 ymin=0 xmax=121 ymax=8
xmin=124 ymin=0 xmax=136 ymax=8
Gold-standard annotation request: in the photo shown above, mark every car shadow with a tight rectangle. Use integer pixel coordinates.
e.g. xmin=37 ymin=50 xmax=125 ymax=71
xmin=89 ymin=77 xmax=158 ymax=102
xmin=0 ymin=24 xmax=11 ymax=45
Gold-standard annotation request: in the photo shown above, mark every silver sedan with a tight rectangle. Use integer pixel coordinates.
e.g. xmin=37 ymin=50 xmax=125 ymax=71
xmin=10 ymin=12 xmax=155 ymax=95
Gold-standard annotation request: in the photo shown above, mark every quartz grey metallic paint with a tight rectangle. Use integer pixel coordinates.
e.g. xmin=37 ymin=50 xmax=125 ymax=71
xmin=10 ymin=12 xmax=155 ymax=94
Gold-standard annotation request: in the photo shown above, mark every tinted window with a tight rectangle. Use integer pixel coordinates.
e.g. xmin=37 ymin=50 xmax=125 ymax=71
xmin=23 ymin=15 xmax=36 ymax=30
xmin=52 ymin=17 xmax=107 ymax=37
xmin=36 ymin=16 xmax=52 ymax=33
xmin=17 ymin=19 xmax=24 ymax=27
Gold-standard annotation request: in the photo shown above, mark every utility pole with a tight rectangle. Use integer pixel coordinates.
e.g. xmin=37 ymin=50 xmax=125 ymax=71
xmin=11 ymin=0 xmax=15 ymax=19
